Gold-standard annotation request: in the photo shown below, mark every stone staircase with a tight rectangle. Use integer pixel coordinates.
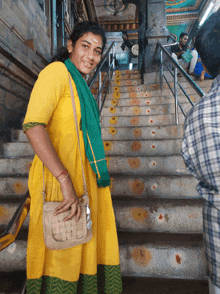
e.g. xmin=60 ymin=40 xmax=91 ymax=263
xmin=0 ymin=68 xmax=214 ymax=293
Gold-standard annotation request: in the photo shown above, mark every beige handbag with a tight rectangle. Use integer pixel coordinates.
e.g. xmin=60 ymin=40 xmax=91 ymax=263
xmin=42 ymin=76 xmax=93 ymax=250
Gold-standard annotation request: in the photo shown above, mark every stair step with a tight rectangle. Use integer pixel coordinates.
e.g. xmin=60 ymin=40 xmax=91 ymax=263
xmin=101 ymin=113 xmax=185 ymax=128
xmin=102 ymin=103 xmax=192 ymax=117
xmin=0 ymin=142 xmax=34 ymax=158
xmin=101 ymin=125 xmax=183 ymax=140
xmin=11 ymin=130 xmax=28 ymax=142
xmin=0 ymin=158 xmax=33 ymax=177
xmin=0 ymin=177 xmax=28 ymax=197
xmin=0 ymin=202 xmax=30 ymax=227
xmin=107 ymin=155 xmax=188 ymax=176
xmin=104 ymin=139 xmax=182 ymax=156
xmin=110 ymin=83 xmax=210 ymax=94
xmin=104 ymin=94 xmax=200 ymax=107
xmin=112 ymin=73 xmax=141 ymax=81
xmin=106 ymin=86 xmax=210 ymax=100
xmin=119 ymin=232 xmax=206 ymax=280
xmin=0 ymin=236 xmax=206 ymax=280
xmin=115 ymin=69 xmax=140 ymax=75
xmin=111 ymin=79 xmax=142 ymax=87
xmin=114 ymin=199 xmax=203 ymax=234
xmin=0 ymin=199 xmax=202 ymax=234
xmin=110 ymin=175 xmax=199 ymax=199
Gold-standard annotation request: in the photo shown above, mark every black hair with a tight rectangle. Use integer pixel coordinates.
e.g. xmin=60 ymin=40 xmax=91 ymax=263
xmin=195 ymin=9 xmax=220 ymax=78
xmin=51 ymin=21 xmax=106 ymax=63
xmin=179 ymin=32 xmax=189 ymax=39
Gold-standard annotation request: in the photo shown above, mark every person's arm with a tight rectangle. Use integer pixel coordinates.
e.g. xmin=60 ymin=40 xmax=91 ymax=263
xmin=175 ymin=51 xmax=186 ymax=58
xmin=26 ymin=125 xmax=81 ymax=221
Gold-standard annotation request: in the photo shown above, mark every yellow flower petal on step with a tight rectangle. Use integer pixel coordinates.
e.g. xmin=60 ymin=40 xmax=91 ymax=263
xmin=115 ymin=75 xmax=121 ymax=80
xmin=116 ymin=70 xmax=121 ymax=75
xmin=109 ymin=107 xmax=116 ymax=114
xmin=111 ymin=100 xmax=118 ymax=106
xmin=113 ymin=87 xmax=119 ymax=93
xmin=108 ymin=127 xmax=117 ymax=135
xmin=113 ymin=92 xmax=121 ymax=99
xmin=105 ymin=157 xmax=111 ymax=167
xmin=110 ymin=117 xmax=118 ymax=125
xmin=115 ymin=80 xmax=121 ymax=86
xmin=104 ymin=141 xmax=112 ymax=151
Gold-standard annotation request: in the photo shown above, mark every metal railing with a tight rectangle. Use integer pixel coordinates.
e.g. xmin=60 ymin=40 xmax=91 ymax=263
xmin=158 ymin=41 xmax=205 ymax=124
xmin=88 ymin=41 xmax=116 ymax=114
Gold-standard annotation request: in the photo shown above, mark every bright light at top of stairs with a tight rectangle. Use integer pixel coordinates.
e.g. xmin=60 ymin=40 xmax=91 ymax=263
xmin=199 ymin=2 xmax=214 ymax=27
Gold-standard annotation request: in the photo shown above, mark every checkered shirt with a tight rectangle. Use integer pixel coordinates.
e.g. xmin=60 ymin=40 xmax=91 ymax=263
xmin=182 ymin=74 xmax=220 ymax=287
xmin=182 ymin=74 xmax=220 ymax=209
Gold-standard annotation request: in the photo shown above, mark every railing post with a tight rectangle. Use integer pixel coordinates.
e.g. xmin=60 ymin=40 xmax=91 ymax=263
xmin=108 ymin=50 xmax=111 ymax=94
xmin=99 ymin=71 xmax=102 ymax=111
xmin=174 ymin=67 xmax=178 ymax=124
xmin=160 ymin=50 xmax=163 ymax=90
xmin=113 ymin=45 xmax=115 ymax=74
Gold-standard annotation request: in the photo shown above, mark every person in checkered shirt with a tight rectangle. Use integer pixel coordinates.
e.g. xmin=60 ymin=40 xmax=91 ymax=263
xmin=182 ymin=9 xmax=220 ymax=294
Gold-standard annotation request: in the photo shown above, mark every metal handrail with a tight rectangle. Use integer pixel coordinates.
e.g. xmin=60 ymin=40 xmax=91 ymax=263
xmin=0 ymin=190 xmax=30 ymax=252
xmin=158 ymin=41 xmax=205 ymax=124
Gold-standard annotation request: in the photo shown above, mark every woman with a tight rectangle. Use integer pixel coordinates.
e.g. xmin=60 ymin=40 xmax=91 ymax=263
xmin=23 ymin=21 xmax=122 ymax=293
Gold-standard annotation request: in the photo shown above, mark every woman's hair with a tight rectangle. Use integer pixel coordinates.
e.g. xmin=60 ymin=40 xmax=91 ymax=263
xmin=51 ymin=21 xmax=106 ymax=63
xmin=195 ymin=9 xmax=220 ymax=78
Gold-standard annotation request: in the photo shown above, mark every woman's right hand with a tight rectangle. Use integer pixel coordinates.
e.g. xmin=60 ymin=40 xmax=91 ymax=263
xmin=54 ymin=176 xmax=81 ymax=222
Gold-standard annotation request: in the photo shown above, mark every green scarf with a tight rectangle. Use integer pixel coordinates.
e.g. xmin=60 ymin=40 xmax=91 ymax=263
xmin=64 ymin=58 xmax=110 ymax=188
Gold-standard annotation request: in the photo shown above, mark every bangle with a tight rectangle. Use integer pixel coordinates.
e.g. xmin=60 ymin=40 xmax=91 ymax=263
xmin=56 ymin=170 xmax=68 ymax=180
xmin=59 ymin=173 xmax=69 ymax=184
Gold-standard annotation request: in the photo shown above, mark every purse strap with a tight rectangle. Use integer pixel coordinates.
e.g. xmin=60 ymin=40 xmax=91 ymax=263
xmin=42 ymin=75 xmax=88 ymax=202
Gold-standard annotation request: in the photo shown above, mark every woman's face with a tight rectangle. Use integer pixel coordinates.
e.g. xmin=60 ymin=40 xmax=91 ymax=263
xmin=67 ymin=32 xmax=103 ymax=78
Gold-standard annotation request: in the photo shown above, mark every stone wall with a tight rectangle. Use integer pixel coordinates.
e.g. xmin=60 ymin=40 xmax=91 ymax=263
xmin=0 ymin=0 xmax=51 ymax=140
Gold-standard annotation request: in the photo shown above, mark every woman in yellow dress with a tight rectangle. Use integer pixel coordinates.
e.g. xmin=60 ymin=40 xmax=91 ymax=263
xmin=23 ymin=21 xmax=122 ymax=293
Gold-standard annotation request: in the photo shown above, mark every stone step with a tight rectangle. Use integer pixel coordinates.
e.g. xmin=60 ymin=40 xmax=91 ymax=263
xmin=110 ymin=175 xmax=199 ymax=199
xmin=0 ymin=236 xmax=206 ymax=281
xmin=104 ymin=139 xmax=182 ymax=156
xmin=101 ymin=113 xmax=185 ymax=128
xmin=112 ymin=73 xmax=141 ymax=81
xmin=0 ymin=177 xmax=28 ymax=197
xmin=0 ymin=202 xmax=30 ymax=228
xmin=101 ymin=125 xmax=183 ymax=140
xmin=102 ymin=103 xmax=192 ymax=117
xmin=115 ymin=69 xmax=140 ymax=75
xmin=109 ymin=82 xmax=210 ymax=94
xmin=110 ymin=79 xmax=142 ymax=87
xmin=11 ymin=130 xmax=28 ymax=142
xmin=106 ymin=86 xmax=210 ymax=101
xmin=0 ymin=142 xmax=34 ymax=158
xmin=104 ymin=94 xmax=200 ymax=107
xmin=107 ymin=155 xmax=188 ymax=176
xmin=0 ymin=199 xmax=202 ymax=235
xmin=0 ymin=157 xmax=33 ymax=177
xmin=115 ymin=199 xmax=203 ymax=234
xmin=0 ymin=174 xmax=198 ymax=200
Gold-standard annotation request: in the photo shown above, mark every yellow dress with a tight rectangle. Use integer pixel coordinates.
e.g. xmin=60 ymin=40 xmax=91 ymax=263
xmin=23 ymin=62 xmax=122 ymax=293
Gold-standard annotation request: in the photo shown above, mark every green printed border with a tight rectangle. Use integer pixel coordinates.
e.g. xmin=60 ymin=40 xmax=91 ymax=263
xmin=23 ymin=122 xmax=46 ymax=133
xmin=26 ymin=264 xmax=122 ymax=294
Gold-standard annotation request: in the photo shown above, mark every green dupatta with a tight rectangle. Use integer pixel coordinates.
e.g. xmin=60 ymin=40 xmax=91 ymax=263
xmin=64 ymin=58 xmax=110 ymax=188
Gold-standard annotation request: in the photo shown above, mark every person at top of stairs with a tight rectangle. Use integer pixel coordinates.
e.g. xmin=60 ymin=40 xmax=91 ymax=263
xmin=182 ymin=9 xmax=220 ymax=294
xmin=22 ymin=21 xmax=122 ymax=294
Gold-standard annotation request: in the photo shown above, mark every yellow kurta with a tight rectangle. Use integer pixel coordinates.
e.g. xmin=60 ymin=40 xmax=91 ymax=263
xmin=23 ymin=62 xmax=122 ymax=293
